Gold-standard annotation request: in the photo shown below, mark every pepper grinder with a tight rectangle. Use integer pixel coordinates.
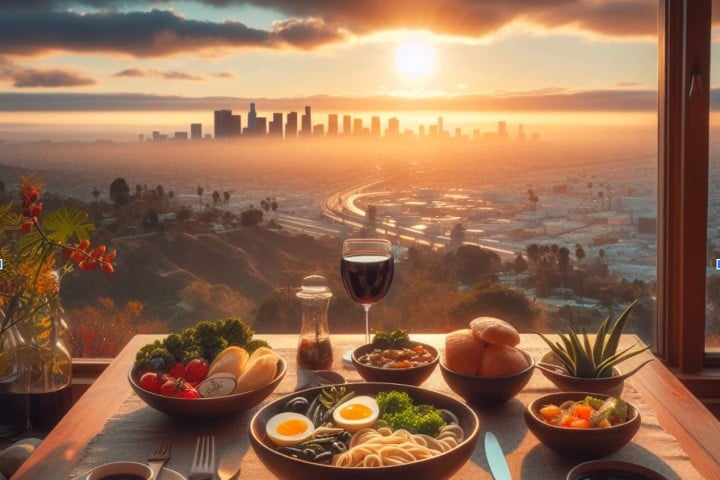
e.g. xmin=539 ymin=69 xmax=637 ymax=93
xmin=296 ymin=275 xmax=334 ymax=370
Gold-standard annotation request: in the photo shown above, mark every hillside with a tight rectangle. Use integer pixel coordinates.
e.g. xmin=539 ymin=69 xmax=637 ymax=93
xmin=60 ymin=228 xmax=342 ymax=330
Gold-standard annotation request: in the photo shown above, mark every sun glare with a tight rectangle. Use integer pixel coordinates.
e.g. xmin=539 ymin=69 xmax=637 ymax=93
xmin=395 ymin=38 xmax=436 ymax=79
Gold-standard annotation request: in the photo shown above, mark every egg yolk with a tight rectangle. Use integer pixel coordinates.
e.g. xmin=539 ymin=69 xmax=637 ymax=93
xmin=340 ymin=403 xmax=373 ymax=420
xmin=277 ymin=419 xmax=309 ymax=436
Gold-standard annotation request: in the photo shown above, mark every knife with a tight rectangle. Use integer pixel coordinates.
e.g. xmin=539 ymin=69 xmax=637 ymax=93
xmin=484 ymin=431 xmax=512 ymax=480
xmin=217 ymin=442 xmax=243 ymax=480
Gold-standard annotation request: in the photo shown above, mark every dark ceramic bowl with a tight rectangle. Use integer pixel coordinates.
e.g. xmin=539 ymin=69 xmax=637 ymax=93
xmin=537 ymin=352 xmax=625 ymax=397
xmin=249 ymin=382 xmax=480 ymax=480
xmin=351 ymin=341 xmax=439 ymax=386
xmin=524 ymin=391 xmax=641 ymax=458
xmin=128 ymin=357 xmax=286 ymax=418
xmin=439 ymin=349 xmax=534 ymax=406
xmin=566 ymin=460 xmax=668 ymax=480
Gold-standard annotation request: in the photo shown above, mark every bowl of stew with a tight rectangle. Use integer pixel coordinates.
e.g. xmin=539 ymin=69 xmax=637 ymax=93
xmin=351 ymin=341 xmax=439 ymax=386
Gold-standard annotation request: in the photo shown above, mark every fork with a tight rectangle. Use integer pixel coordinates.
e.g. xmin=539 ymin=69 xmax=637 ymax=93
xmin=148 ymin=436 xmax=172 ymax=480
xmin=189 ymin=435 xmax=215 ymax=480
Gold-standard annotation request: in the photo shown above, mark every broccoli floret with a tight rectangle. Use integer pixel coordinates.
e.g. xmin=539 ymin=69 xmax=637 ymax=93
xmin=372 ymin=329 xmax=410 ymax=349
xmin=376 ymin=391 xmax=414 ymax=415
xmin=218 ymin=317 xmax=254 ymax=347
xmin=193 ymin=320 xmax=228 ymax=362
xmin=376 ymin=391 xmax=446 ymax=437
xmin=134 ymin=342 xmax=175 ymax=373
xmin=244 ymin=338 xmax=270 ymax=354
xmin=163 ymin=333 xmax=185 ymax=363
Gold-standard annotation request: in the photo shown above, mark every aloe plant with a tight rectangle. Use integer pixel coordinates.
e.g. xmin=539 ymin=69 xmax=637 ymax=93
xmin=537 ymin=299 xmax=652 ymax=378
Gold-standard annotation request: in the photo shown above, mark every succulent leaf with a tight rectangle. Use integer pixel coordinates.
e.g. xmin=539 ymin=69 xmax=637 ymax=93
xmin=602 ymin=299 xmax=638 ymax=359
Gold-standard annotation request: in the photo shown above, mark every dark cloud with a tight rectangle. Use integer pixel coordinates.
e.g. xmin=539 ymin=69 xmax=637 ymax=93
xmin=270 ymin=17 xmax=346 ymax=49
xmin=113 ymin=67 xmax=147 ymax=77
xmin=0 ymin=10 xmax=258 ymax=57
xmin=13 ymin=68 xmax=97 ymax=87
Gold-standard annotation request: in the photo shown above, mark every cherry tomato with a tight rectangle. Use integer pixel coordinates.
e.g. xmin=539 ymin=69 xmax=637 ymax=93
xmin=182 ymin=386 xmax=200 ymax=399
xmin=185 ymin=358 xmax=208 ymax=382
xmin=138 ymin=372 xmax=161 ymax=394
xmin=168 ymin=362 xmax=186 ymax=379
xmin=160 ymin=378 xmax=179 ymax=397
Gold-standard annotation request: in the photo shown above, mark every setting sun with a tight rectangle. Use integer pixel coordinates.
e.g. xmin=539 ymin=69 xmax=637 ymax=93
xmin=395 ymin=38 xmax=436 ymax=79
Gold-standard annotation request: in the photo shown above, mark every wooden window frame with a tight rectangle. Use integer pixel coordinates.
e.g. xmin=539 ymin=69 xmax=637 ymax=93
xmin=658 ymin=0 xmax=720 ymax=373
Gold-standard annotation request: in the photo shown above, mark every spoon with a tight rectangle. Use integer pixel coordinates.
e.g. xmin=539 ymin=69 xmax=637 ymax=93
xmin=217 ymin=443 xmax=242 ymax=480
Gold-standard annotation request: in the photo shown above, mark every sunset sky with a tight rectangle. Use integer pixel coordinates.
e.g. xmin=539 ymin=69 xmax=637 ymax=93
xmin=3 ymin=0 xmax=708 ymax=114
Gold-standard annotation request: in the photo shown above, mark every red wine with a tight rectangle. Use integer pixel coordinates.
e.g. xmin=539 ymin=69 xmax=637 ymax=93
xmin=340 ymin=253 xmax=394 ymax=305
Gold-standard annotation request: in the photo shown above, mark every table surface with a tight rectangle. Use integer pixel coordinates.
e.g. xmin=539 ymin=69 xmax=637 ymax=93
xmin=13 ymin=333 xmax=720 ymax=480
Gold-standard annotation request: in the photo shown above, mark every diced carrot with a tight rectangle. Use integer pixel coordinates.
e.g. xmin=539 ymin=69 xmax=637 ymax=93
xmin=540 ymin=405 xmax=562 ymax=422
xmin=573 ymin=404 xmax=593 ymax=420
xmin=561 ymin=415 xmax=576 ymax=427
xmin=569 ymin=418 xmax=590 ymax=429
xmin=598 ymin=419 xmax=612 ymax=428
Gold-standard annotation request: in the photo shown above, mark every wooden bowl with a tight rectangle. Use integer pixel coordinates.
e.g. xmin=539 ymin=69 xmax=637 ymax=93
xmin=351 ymin=341 xmax=439 ymax=386
xmin=537 ymin=352 xmax=625 ymax=397
xmin=524 ymin=391 xmax=641 ymax=458
xmin=249 ymin=382 xmax=479 ymax=480
xmin=128 ymin=357 xmax=286 ymax=418
xmin=439 ymin=349 xmax=534 ymax=406
xmin=566 ymin=460 xmax=669 ymax=480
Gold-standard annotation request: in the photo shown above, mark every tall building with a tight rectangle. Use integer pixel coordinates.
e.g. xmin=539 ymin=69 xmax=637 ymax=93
xmin=301 ymin=106 xmax=312 ymax=137
xmin=328 ymin=114 xmax=339 ymax=136
xmin=387 ymin=117 xmax=400 ymax=137
xmin=190 ymin=123 xmax=202 ymax=140
xmin=248 ymin=103 xmax=257 ymax=134
xmin=214 ymin=109 xmax=241 ymax=138
xmin=353 ymin=118 xmax=363 ymax=136
xmin=498 ymin=120 xmax=507 ymax=137
xmin=438 ymin=116 xmax=444 ymax=134
xmin=285 ymin=111 xmax=298 ymax=140
xmin=343 ymin=115 xmax=352 ymax=135
xmin=313 ymin=124 xmax=325 ymax=136
xmin=418 ymin=125 xmax=425 ymax=137
xmin=371 ymin=116 xmax=381 ymax=137
xmin=256 ymin=117 xmax=267 ymax=136
xmin=269 ymin=112 xmax=283 ymax=137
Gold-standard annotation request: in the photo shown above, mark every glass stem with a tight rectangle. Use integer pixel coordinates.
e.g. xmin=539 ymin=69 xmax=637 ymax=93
xmin=363 ymin=305 xmax=371 ymax=344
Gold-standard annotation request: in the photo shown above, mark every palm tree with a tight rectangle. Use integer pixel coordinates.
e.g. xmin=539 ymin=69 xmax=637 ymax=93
xmin=223 ymin=191 xmax=230 ymax=207
xmin=271 ymin=198 xmax=278 ymax=218
xmin=558 ymin=246 xmax=570 ymax=287
xmin=598 ymin=248 xmax=606 ymax=263
xmin=526 ymin=188 xmax=534 ymax=210
xmin=91 ymin=187 xmax=100 ymax=203
xmin=575 ymin=243 xmax=586 ymax=265
xmin=212 ymin=190 xmax=220 ymax=207
xmin=598 ymin=190 xmax=604 ymax=211
xmin=197 ymin=186 xmax=204 ymax=208
xmin=587 ymin=181 xmax=593 ymax=202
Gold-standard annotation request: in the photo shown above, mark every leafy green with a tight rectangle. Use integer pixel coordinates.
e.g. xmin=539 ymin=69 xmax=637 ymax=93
xmin=372 ymin=329 xmax=410 ymax=349
xmin=376 ymin=390 xmax=446 ymax=437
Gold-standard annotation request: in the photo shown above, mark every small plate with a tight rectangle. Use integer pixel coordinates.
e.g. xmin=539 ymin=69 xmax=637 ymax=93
xmin=75 ymin=462 xmax=186 ymax=480
xmin=567 ymin=460 xmax=668 ymax=480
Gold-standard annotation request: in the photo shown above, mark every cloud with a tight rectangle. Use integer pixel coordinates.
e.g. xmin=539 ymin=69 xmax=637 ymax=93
xmin=0 ymin=9 xmax=347 ymax=58
xmin=112 ymin=67 xmax=206 ymax=80
xmin=13 ymin=68 xmax=97 ymax=87
xmin=615 ymin=80 xmax=642 ymax=87
xmin=113 ymin=67 xmax=147 ymax=78
xmin=214 ymin=71 xmax=236 ymax=78
xmin=155 ymin=70 xmax=204 ymax=81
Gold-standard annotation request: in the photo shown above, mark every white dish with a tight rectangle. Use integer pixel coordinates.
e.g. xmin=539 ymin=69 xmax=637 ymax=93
xmin=75 ymin=462 xmax=185 ymax=480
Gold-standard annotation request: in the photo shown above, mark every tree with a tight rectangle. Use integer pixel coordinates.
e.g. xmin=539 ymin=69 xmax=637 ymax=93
xmin=587 ymin=181 xmax=593 ymax=201
xmin=92 ymin=187 xmax=100 ymax=203
xmin=197 ymin=186 xmax=204 ymax=207
xmin=513 ymin=253 xmax=528 ymax=274
xmin=526 ymin=243 xmax=541 ymax=265
xmin=271 ymin=198 xmax=278 ymax=215
xmin=598 ymin=190 xmax=605 ymax=210
xmin=177 ymin=206 xmax=191 ymax=221
xmin=598 ymin=248 xmax=606 ymax=263
xmin=575 ymin=243 xmax=586 ymax=265
xmin=223 ymin=191 xmax=230 ymax=206
xmin=135 ymin=184 xmax=143 ymax=199
xmin=450 ymin=223 xmax=465 ymax=245
xmin=557 ymin=246 xmax=570 ymax=287
xmin=526 ymin=188 xmax=535 ymax=210
xmin=109 ymin=177 xmax=131 ymax=208
xmin=155 ymin=185 xmax=165 ymax=206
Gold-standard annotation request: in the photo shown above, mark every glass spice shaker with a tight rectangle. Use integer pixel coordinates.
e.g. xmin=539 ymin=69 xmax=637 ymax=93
xmin=296 ymin=275 xmax=334 ymax=370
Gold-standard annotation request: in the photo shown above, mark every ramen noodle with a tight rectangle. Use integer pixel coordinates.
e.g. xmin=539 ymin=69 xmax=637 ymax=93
xmin=333 ymin=424 xmax=465 ymax=467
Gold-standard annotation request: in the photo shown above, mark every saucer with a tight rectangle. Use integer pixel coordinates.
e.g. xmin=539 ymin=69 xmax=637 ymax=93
xmin=75 ymin=463 xmax=185 ymax=480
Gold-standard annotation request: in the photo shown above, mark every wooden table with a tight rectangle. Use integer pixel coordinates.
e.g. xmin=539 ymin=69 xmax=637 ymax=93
xmin=13 ymin=334 xmax=720 ymax=479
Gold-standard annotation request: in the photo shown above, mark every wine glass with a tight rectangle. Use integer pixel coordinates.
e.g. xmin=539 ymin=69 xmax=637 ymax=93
xmin=340 ymin=238 xmax=394 ymax=346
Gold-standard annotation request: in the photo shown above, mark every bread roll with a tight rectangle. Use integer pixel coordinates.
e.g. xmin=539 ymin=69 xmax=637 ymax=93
xmin=445 ymin=329 xmax=484 ymax=376
xmin=234 ymin=354 xmax=278 ymax=394
xmin=207 ymin=346 xmax=249 ymax=378
xmin=477 ymin=344 xmax=529 ymax=377
xmin=470 ymin=316 xmax=520 ymax=346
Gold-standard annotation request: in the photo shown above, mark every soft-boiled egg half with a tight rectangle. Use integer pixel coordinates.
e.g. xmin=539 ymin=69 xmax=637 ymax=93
xmin=332 ymin=395 xmax=379 ymax=432
xmin=266 ymin=412 xmax=315 ymax=446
